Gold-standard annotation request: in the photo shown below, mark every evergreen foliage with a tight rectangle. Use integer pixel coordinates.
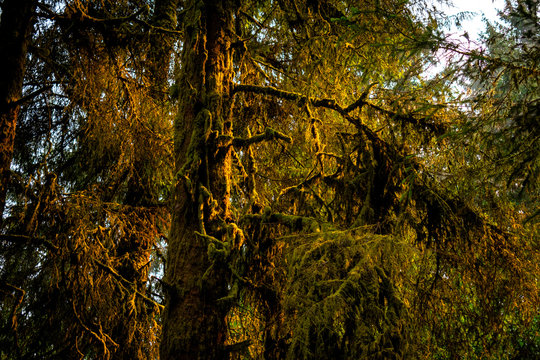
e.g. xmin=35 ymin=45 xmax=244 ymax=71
xmin=0 ymin=0 xmax=538 ymax=359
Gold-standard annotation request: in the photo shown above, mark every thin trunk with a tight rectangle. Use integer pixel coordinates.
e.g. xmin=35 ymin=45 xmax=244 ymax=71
xmin=160 ymin=0 xmax=235 ymax=359
xmin=0 ymin=0 xmax=35 ymax=222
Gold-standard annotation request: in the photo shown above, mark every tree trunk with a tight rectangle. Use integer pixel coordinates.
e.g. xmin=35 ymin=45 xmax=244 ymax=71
xmin=0 ymin=0 xmax=35 ymax=222
xmin=160 ymin=0 xmax=235 ymax=359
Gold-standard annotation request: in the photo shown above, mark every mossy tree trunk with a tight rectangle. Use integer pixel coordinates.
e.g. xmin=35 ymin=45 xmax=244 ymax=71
xmin=0 ymin=0 xmax=35 ymax=222
xmin=160 ymin=0 xmax=235 ymax=359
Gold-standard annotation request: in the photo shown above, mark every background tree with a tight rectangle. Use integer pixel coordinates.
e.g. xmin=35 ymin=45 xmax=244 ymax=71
xmin=1 ymin=0 xmax=174 ymax=358
xmin=0 ymin=0 xmax=36 ymax=221
xmin=425 ymin=0 xmax=540 ymax=356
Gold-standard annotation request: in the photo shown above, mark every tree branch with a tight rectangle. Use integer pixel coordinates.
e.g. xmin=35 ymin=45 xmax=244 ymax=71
xmin=343 ymin=82 xmax=378 ymax=113
xmin=0 ymin=234 xmax=58 ymax=251
xmin=365 ymin=102 xmax=446 ymax=135
xmin=93 ymin=259 xmax=164 ymax=310
xmin=9 ymin=86 xmax=52 ymax=108
xmin=223 ymin=339 xmax=252 ymax=354
xmin=233 ymin=84 xmax=304 ymax=101
xmin=234 ymin=83 xmax=447 ymax=135
xmin=230 ymin=127 xmax=292 ymax=147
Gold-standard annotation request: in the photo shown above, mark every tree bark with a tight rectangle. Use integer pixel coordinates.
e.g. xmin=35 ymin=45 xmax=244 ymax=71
xmin=160 ymin=0 xmax=235 ymax=359
xmin=0 ymin=0 xmax=35 ymax=223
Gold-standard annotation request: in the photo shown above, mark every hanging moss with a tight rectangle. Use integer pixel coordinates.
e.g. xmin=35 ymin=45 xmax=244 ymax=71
xmin=280 ymin=231 xmax=411 ymax=359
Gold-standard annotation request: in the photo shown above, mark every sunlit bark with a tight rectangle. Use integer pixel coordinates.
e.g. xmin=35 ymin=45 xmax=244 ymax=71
xmin=160 ymin=0 xmax=235 ymax=358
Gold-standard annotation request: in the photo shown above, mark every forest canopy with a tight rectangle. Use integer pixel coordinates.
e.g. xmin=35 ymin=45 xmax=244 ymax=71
xmin=0 ymin=0 xmax=538 ymax=359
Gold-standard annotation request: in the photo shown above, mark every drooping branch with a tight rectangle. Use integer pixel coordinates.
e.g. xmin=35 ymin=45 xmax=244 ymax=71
xmin=8 ymin=86 xmax=52 ymax=109
xmin=0 ymin=234 xmax=58 ymax=252
xmin=219 ymin=127 xmax=292 ymax=148
xmin=93 ymin=259 xmax=164 ymax=310
xmin=0 ymin=282 xmax=25 ymax=333
xmin=279 ymin=173 xmax=323 ymax=198
xmin=233 ymin=83 xmax=448 ymax=135
xmin=365 ymin=102 xmax=447 ymax=135
xmin=233 ymin=84 xmax=346 ymax=113
xmin=39 ymin=2 xmax=149 ymax=26
xmin=235 ymin=83 xmax=511 ymax=250
xmin=343 ymin=82 xmax=378 ymax=113
xmin=439 ymin=42 xmax=540 ymax=76
xmin=233 ymin=84 xmax=306 ymax=102
xmin=242 ymin=209 xmax=321 ymax=233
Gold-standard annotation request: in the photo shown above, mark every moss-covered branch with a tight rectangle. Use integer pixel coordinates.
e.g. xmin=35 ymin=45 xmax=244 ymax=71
xmin=343 ymin=82 xmax=378 ymax=113
xmin=365 ymin=102 xmax=447 ymax=135
xmin=233 ymin=83 xmax=373 ymax=115
xmin=241 ymin=208 xmax=321 ymax=233
xmin=233 ymin=84 xmax=344 ymax=113
xmin=233 ymin=83 xmax=447 ymax=135
xmin=233 ymin=127 xmax=292 ymax=146
xmin=278 ymin=173 xmax=322 ymax=198
xmin=218 ymin=127 xmax=292 ymax=148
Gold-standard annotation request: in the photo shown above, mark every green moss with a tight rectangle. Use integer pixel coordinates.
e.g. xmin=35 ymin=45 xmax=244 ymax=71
xmin=280 ymin=231 xmax=410 ymax=359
